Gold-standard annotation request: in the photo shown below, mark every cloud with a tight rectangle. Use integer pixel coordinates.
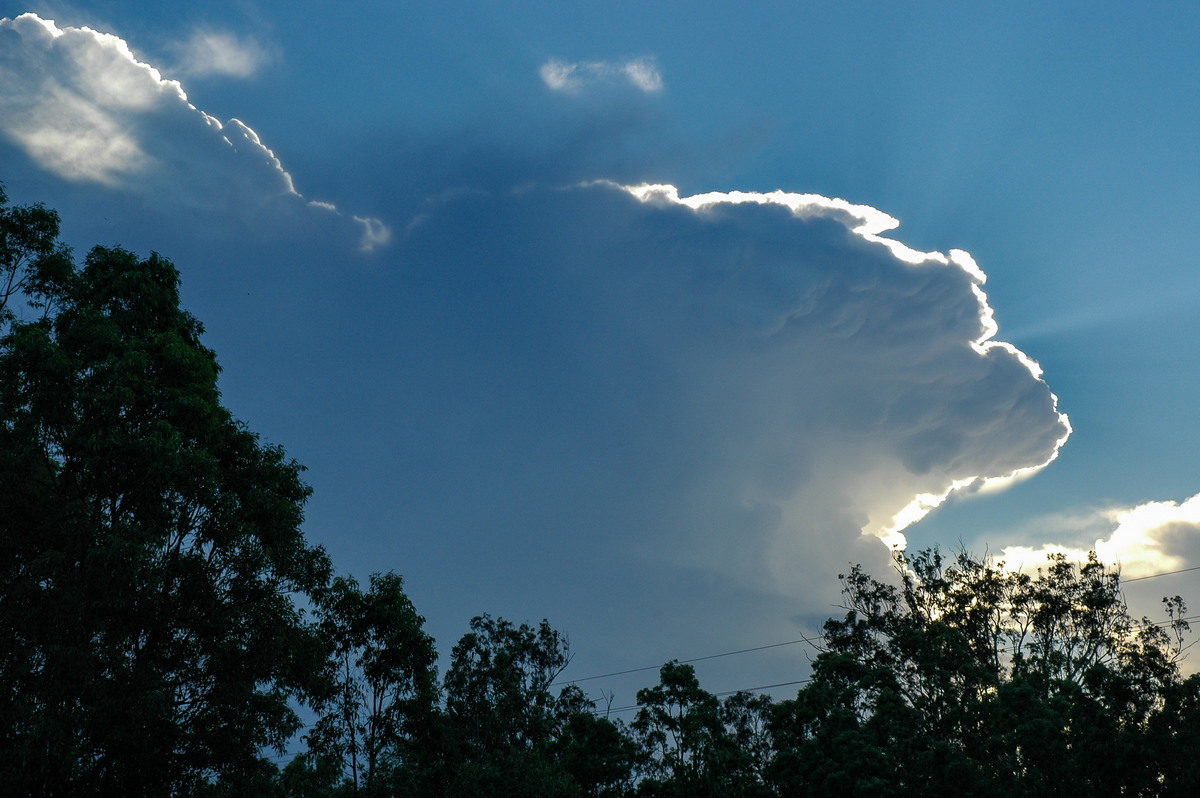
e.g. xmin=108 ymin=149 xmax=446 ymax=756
xmin=0 ymin=13 xmax=386 ymax=250
xmin=0 ymin=12 xmax=1074 ymax=642
xmin=998 ymin=493 xmax=1200 ymax=579
xmin=540 ymin=57 xmax=664 ymax=94
xmin=168 ymin=28 xmax=273 ymax=79
xmin=396 ymin=179 xmax=1070 ymax=599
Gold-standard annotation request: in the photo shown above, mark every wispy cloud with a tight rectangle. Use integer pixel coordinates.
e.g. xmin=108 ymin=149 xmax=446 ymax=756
xmin=168 ymin=27 xmax=275 ymax=79
xmin=540 ymin=57 xmax=664 ymax=94
xmin=0 ymin=13 xmax=386 ymax=251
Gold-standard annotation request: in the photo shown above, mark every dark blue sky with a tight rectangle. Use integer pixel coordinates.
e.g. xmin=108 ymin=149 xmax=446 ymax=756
xmin=3 ymin=1 xmax=1198 ymax=703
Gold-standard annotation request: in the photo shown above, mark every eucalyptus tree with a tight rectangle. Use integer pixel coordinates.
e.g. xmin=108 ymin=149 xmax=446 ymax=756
xmin=440 ymin=614 xmax=629 ymax=797
xmin=304 ymin=571 xmax=439 ymax=796
xmin=0 ymin=184 xmax=71 ymax=323
xmin=631 ymin=662 xmax=772 ymax=798
xmin=0 ymin=189 xmax=331 ymax=795
xmin=768 ymin=548 xmax=1199 ymax=797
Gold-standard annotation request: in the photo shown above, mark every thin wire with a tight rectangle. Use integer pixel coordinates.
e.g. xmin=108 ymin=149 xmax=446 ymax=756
xmin=591 ymin=614 xmax=1200 ymax=717
xmin=1124 ymin=565 xmax=1200 ymax=583
xmin=561 ymin=562 xmax=1194 ymax=688
xmin=1151 ymin=613 xmax=1200 ymax=628
xmin=714 ymin=678 xmax=812 ymax=696
xmin=555 ymin=634 xmax=822 ymax=687
xmin=270 ymin=564 xmax=1196 ymax=755
xmin=268 ymin=610 xmax=1200 ymax=753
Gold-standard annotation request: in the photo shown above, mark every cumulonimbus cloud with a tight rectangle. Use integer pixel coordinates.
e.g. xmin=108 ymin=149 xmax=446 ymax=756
xmin=0 ymin=13 xmax=387 ymax=251
xmin=399 ymin=179 xmax=1071 ymax=596
xmin=540 ymin=57 xmax=664 ymax=94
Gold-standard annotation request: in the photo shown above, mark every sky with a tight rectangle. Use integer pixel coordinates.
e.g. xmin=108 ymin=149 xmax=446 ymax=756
xmin=2 ymin=0 xmax=1199 ymax=710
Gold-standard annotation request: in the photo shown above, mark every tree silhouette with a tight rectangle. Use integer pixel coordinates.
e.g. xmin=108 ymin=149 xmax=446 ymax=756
xmin=304 ymin=572 xmax=438 ymax=795
xmin=0 ymin=189 xmax=331 ymax=795
xmin=768 ymin=548 xmax=1199 ymax=797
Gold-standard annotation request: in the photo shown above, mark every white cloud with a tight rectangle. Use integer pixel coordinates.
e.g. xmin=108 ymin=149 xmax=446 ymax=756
xmin=169 ymin=28 xmax=273 ymax=79
xmin=999 ymin=493 xmax=1200 ymax=578
xmin=354 ymin=215 xmax=393 ymax=252
xmin=0 ymin=13 xmax=386 ymax=251
xmin=402 ymin=180 xmax=1070 ymax=600
xmin=621 ymin=59 xmax=664 ymax=92
xmin=540 ymin=57 xmax=664 ymax=94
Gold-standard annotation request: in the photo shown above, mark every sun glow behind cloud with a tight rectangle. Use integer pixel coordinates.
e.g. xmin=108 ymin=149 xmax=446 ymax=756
xmin=616 ymin=181 xmax=1072 ymax=551
xmin=386 ymin=178 xmax=1075 ymax=604
xmin=999 ymin=493 xmax=1200 ymax=578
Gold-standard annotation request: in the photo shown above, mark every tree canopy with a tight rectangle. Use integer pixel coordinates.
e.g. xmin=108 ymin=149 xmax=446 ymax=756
xmin=770 ymin=549 xmax=1199 ymax=797
xmin=0 ymin=186 xmax=331 ymax=795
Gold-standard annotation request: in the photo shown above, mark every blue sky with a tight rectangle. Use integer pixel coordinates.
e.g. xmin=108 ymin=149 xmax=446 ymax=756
xmin=3 ymin=0 xmax=1199 ymax=705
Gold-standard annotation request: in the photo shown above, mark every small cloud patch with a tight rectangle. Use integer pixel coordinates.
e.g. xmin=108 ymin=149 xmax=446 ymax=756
xmin=540 ymin=57 xmax=664 ymax=94
xmin=169 ymin=28 xmax=274 ymax=79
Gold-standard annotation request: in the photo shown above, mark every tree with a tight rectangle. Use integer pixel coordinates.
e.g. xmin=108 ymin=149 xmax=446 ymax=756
xmin=552 ymin=691 xmax=637 ymax=798
xmin=632 ymin=662 xmax=723 ymax=796
xmin=440 ymin=614 xmax=588 ymax=797
xmin=0 ymin=189 xmax=332 ymax=795
xmin=304 ymin=572 xmax=439 ymax=796
xmin=717 ymin=690 xmax=775 ymax=797
xmin=0 ymin=184 xmax=72 ymax=325
xmin=767 ymin=548 xmax=1199 ymax=797
xmin=631 ymin=662 xmax=771 ymax=798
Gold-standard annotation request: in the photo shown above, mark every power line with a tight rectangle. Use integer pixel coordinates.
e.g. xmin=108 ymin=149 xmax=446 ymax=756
xmin=715 ymin=678 xmax=811 ymax=696
xmin=1151 ymin=613 xmax=1200 ymax=628
xmin=270 ymin=562 xmax=1197 ymax=759
xmin=592 ymin=614 xmax=1200 ymax=718
xmin=561 ymin=561 xmax=1195 ymax=689
xmin=265 ymin=748 xmax=305 ymax=762
xmin=266 ymin=613 xmax=1200 ymax=755
xmin=1124 ymin=565 xmax=1200 ymax=583
xmin=555 ymin=634 xmax=822 ymax=688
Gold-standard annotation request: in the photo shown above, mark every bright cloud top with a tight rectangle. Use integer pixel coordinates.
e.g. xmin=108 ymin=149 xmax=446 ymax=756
xmin=618 ymin=183 xmax=1071 ymax=545
xmin=168 ymin=28 xmax=274 ymax=79
xmin=0 ymin=14 xmax=387 ymax=251
xmin=540 ymin=57 xmax=664 ymax=94
xmin=401 ymin=180 xmax=1071 ymax=596
xmin=999 ymin=493 xmax=1200 ymax=579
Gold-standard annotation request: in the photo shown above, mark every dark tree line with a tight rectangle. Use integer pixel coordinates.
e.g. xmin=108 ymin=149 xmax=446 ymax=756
xmin=4 ymin=187 xmax=1200 ymax=796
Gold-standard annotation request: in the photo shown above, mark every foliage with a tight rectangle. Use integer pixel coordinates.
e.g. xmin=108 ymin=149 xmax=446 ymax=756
xmin=305 ymin=572 xmax=439 ymax=795
xmin=0 ymin=184 xmax=72 ymax=325
xmin=767 ymin=548 xmax=1199 ymax=797
xmin=631 ymin=662 xmax=772 ymax=798
xmin=553 ymin=691 xmax=638 ymax=798
xmin=0 ymin=189 xmax=331 ymax=795
xmin=438 ymin=614 xmax=587 ymax=796
xmin=631 ymin=661 xmax=723 ymax=795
